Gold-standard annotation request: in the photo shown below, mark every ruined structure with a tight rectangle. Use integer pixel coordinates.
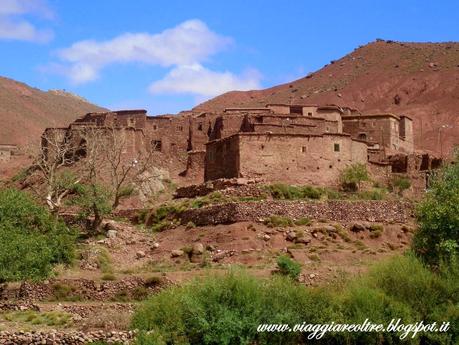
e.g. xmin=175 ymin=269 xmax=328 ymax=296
xmin=0 ymin=144 xmax=18 ymax=162
xmin=43 ymin=104 xmax=440 ymax=188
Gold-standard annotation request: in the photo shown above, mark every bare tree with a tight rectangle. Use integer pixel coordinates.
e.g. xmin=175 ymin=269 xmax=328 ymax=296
xmin=104 ymin=127 xmax=155 ymax=208
xmin=30 ymin=128 xmax=80 ymax=214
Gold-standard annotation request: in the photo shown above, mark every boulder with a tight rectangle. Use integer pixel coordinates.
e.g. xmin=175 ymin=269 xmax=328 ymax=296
xmin=135 ymin=251 xmax=146 ymax=259
xmin=295 ymin=237 xmax=311 ymax=245
xmin=171 ymin=249 xmax=184 ymax=258
xmin=106 ymin=230 xmax=117 ymax=239
xmin=192 ymin=243 xmax=204 ymax=255
xmin=286 ymin=231 xmax=297 ymax=241
xmin=351 ymin=223 xmax=366 ymax=232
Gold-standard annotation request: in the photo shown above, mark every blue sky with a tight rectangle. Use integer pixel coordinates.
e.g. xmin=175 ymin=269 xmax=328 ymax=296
xmin=1 ymin=0 xmax=459 ymax=114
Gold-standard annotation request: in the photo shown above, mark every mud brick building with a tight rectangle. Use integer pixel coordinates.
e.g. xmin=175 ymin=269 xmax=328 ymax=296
xmin=42 ymin=103 xmax=440 ymax=187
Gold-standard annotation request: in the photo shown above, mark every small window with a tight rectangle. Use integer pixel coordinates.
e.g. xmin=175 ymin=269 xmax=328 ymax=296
xmin=197 ymin=123 xmax=203 ymax=131
xmin=178 ymin=126 xmax=183 ymax=131
xmin=308 ymin=112 xmax=313 ymax=116
xmin=358 ymin=133 xmax=367 ymax=140
xmin=152 ymin=140 xmax=162 ymax=151
xmin=301 ymin=146 xmax=307 ymax=153
xmin=261 ymin=144 xmax=265 ymax=150
xmin=334 ymin=143 xmax=340 ymax=152
xmin=153 ymin=125 xmax=158 ymax=130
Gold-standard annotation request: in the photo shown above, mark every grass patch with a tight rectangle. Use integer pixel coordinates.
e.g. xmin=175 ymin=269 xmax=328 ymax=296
xmin=97 ymin=247 xmax=113 ymax=274
xmin=50 ymin=283 xmax=82 ymax=302
xmin=353 ymin=240 xmax=367 ymax=251
xmin=264 ymin=215 xmax=294 ymax=228
xmin=4 ymin=310 xmax=72 ymax=327
xmin=294 ymin=217 xmax=311 ymax=226
xmin=101 ymin=272 xmax=116 ymax=281
xmin=263 ymin=183 xmax=324 ymax=200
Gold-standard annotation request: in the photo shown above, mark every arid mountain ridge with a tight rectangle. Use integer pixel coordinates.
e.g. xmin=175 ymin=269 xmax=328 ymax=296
xmin=0 ymin=76 xmax=106 ymax=146
xmin=196 ymin=40 xmax=459 ymax=156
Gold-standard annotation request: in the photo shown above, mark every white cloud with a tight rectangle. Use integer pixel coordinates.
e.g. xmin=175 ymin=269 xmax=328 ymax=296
xmin=0 ymin=0 xmax=53 ymax=42
xmin=55 ymin=19 xmax=232 ymax=84
xmin=149 ymin=64 xmax=261 ymax=97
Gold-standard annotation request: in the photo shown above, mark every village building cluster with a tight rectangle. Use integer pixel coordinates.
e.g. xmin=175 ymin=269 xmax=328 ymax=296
xmin=42 ymin=104 xmax=441 ymax=189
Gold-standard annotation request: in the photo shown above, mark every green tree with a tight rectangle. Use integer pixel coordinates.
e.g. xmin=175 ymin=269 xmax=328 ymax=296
xmin=413 ymin=153 xmax=459 ymax=266
xmin=72 ymin=183 xmax=112 ymax=232
xmin=340 ymin=163 xmax=369 ymax=191
xmin=0 ymin=188 xmax=76 ymax=282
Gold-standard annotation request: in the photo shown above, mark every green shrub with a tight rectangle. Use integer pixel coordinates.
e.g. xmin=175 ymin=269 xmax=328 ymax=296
xmin=50 ymin=283 xmax=82 ymax=302
xmin=391 ymin=176 xmax=411 ymax=195
xmin=264 ymin=215 xmax=294 ymax=228
xmin=0 ymin=189 xmax=76 ymax=282
xmin=276 ymin=255 xmax=301 ymax=280
xmin=264 ymin=183 xmax=323 ymax=200
xmin=355 ymin=188 xmax=387 ymax=200
xmin=369 ymin=230 xmax=383 ymax=239
xmin=132 ymin=286 xmax=150 ymax=301
xmin=97 ymin=248 xmax=113 ymax=274
xmin=294 ymin=217 xmax=311 ymax=226
xmin=413 ymin=152 xmax=459 ymax=266
xmin=340 ymin=163 xmax=369 ymax=191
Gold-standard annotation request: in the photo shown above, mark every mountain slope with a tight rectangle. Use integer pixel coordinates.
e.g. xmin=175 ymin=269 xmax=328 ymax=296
xmin=195 ymin=40 xmax=459 ymax=155
xmin=0 ymin=77 xmax=107 ymax=146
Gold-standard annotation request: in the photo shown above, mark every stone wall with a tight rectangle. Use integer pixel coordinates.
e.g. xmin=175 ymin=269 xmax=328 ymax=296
xmin=174 ymin=178 xmax=264 ymax=199
xmin=11 ymin=277 xmax=166 ymax=302
xmin=0 ymin=330 xmax=136 ymax=344
xmin=179 ymin=200 xmax=413 ymax=226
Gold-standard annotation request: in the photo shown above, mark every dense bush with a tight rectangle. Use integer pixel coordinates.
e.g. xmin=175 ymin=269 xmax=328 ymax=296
xmin=413 ymin=154 xmax=459 ymax=266
xmin=340 ymin=163 xmax=369 ymax=191
xmin=0 ymin=188 xmax=76 ymax=282
xmin=276 ymin=255 xmax=301 ymax=280
xmin=391 ymin=176 xmax=411 ymax=195
xmin=131 ymin=255 xmax=458 ymax=344
xmin=264 ymin=183 xmax=323 ymax=200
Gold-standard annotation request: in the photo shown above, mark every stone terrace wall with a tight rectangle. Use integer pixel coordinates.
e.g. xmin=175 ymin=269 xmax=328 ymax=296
xmin=179 ymin=200 xmax=413 ymax=226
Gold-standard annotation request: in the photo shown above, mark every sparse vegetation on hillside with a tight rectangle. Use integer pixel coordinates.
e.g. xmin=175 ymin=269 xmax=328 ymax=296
xmin=0 ymin=188 xmax=76 ymax=282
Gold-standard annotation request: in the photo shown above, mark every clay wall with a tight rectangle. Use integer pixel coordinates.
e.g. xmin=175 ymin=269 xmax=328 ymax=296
xmin=342 ymin=115 xmax=414 ymax=153
xmin=145 ymin=116 xmax=190 ymax=154
xmin=205 ymin=135 xmax=240 ymax=180
xmin=205 ymin=133 xmax=368 ymax=186
xmin=237 ymin=133 xmax=367 ymax=185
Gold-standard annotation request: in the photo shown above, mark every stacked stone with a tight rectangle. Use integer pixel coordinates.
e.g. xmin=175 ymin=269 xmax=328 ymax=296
xmin=0 ymin=330 xmax=136 ymax=344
